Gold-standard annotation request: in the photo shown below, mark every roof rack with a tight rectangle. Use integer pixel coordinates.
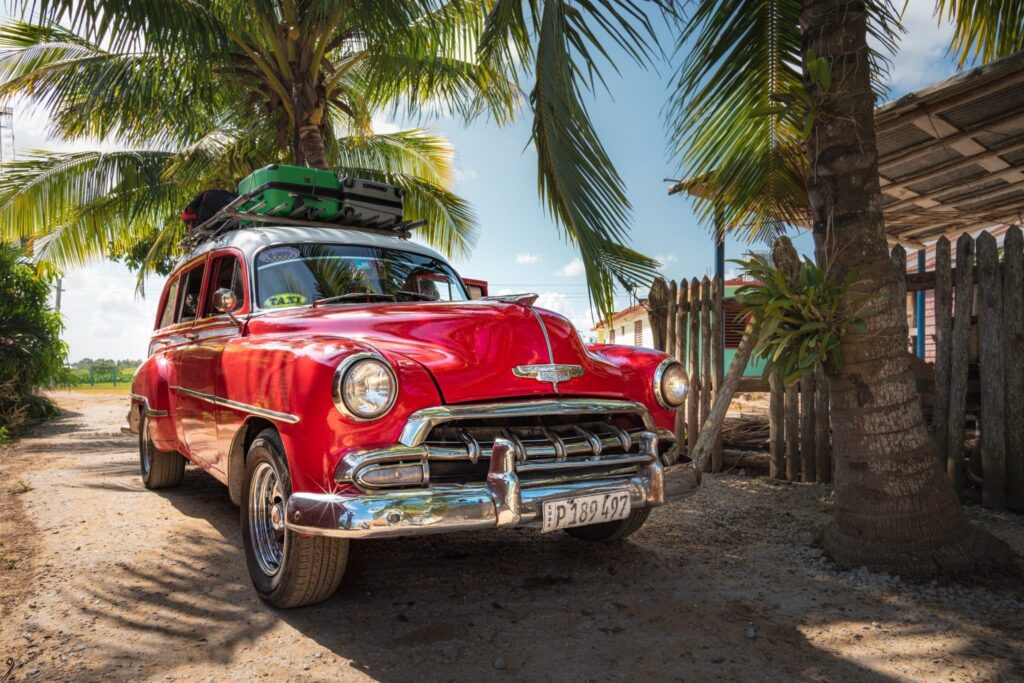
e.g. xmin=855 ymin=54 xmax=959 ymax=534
xmin=179 ymin=192 xmax=424 ymax=252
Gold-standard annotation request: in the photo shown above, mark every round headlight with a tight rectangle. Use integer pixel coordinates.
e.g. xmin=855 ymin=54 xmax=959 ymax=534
xmin=654 ymin=359 xmax=688 ymax=408
xmin=333 ymin=354 xmax=398 ymax=420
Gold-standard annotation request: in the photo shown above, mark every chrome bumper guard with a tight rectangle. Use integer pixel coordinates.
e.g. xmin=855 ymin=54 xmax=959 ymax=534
xmin=286 ymin=431 xmax=701 ymax=539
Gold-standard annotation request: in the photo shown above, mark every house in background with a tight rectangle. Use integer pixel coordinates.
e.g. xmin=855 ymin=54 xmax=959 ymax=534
xmin=592 ymin=303 xmax=653 ymax=347
xmin=593 ymin=278 xmax=766 ymax=378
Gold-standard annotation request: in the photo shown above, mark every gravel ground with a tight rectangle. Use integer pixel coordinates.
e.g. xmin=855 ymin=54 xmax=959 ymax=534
xmin=0 ymin=392 xmax=1022 ymax=682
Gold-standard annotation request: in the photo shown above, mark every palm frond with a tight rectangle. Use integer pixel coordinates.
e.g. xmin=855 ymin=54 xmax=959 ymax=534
xmin=938 ymin=0 xmax=1024 ymax=66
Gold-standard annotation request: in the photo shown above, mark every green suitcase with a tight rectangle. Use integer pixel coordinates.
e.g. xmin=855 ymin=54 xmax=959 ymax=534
xmin=237 ymin=164 xmax=341 ymax=220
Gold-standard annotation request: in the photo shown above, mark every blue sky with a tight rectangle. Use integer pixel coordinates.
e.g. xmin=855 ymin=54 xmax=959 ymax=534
xmin=32 ymin=1 xmax=962 ymax=361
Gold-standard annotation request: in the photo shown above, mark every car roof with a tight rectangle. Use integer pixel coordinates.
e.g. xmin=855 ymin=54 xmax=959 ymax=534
xmin=187 ymin=225 xmax=448 ymax=264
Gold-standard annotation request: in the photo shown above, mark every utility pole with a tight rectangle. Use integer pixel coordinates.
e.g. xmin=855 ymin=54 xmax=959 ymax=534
xmin=54 ymin=278 xmax=65 ymax=313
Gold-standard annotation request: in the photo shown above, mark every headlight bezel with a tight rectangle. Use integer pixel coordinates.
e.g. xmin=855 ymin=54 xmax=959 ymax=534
xmin=332 ymin=352 xmax=399 ymax=421
xmin=653 ymin=357 xmax=688 ymax=409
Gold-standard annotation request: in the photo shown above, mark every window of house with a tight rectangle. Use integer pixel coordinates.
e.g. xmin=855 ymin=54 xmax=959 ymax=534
xmin=176 ymin=264 xmax=207 ymax=324
xmin=157 ymin=278 xmax=180 ymax=329
xmin=609 ymin=328 xmax=616 ymax=343
xmin=634 ymin=320 xmax=643 ymax=346
xmin=203 ymin=255 xmax=245 ymax=316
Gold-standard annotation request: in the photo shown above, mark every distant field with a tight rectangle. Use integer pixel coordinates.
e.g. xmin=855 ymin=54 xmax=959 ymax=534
xmin=51 ymin=384 xmax=132 ymax=396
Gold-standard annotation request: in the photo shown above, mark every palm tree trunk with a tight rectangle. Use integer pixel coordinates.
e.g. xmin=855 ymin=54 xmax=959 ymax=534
xmin=299 ymin=122 xmax=328 ymax=170
xmin=800 ymin=0 xmax=1010 ymax=575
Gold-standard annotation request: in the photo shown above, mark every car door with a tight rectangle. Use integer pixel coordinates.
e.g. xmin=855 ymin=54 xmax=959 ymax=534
xmin=176 ymin=252 xmax=249 ymax=475
xmin=147 ymin=273 xmax=195 ymax=451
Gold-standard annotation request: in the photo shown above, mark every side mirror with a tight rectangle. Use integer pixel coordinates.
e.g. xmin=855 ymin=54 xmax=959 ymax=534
xmin=212 ymin=288 xmax=238 ymax=313
xmin=212 ymin=288 xmax=241 ymax=325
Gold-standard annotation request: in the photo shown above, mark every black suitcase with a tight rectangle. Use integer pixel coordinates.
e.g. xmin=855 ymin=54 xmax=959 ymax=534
xmin=338 ymin=178 xmax=404 ymax=228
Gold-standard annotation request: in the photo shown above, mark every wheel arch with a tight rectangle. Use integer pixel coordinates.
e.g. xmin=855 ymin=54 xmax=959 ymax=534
xmin=227 ymin=417 xmax=278 ymax=505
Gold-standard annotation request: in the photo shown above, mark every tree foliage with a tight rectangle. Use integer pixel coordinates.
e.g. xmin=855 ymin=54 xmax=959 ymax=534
xmin=0 ymin=245 xmax=66 ymax=433
xmin=0 ymin=0 xmax=674 ymax=313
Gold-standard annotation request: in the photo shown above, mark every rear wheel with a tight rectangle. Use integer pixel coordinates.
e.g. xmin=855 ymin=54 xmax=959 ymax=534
xmin=564 ymin=508 xmax=651 ymax=542
xmin=139 ymin=415 xmax=186 ymax=489
xmin=241 ymin=428 xmax=349 ymax=608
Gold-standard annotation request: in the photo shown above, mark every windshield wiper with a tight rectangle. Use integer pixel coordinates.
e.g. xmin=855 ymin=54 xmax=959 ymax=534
xmin=396 ymin=290 xmax=439 ymax=302
xmin=314 ymin=293 xmax=396 ymax=307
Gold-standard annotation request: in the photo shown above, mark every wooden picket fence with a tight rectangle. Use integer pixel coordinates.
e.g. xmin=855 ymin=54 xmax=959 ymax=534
xmin=895 ymin=227 xmax=1024 ymax=510
xmin=651 ymin=275 xmax=832 ymax=481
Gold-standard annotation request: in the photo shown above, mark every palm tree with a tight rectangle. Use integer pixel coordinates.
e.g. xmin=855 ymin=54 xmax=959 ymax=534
xmin=669 ymin=0 xmax=1021 ymax=575
xmin=0 ymin=0 xmax=669 ymax=311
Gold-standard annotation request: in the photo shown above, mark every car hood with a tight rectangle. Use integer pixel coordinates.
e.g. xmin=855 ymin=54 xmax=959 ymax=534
xmin=247 ymin=300 xmax=631 ymax=403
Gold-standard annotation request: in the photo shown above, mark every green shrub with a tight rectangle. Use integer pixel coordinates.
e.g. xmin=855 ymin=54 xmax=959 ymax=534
xmin=0 ymin=245 xmax=67 ymax=432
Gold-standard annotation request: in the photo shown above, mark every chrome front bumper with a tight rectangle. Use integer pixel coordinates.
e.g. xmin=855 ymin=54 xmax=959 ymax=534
xmin=286 ymin=434 xmax=701 ymax=539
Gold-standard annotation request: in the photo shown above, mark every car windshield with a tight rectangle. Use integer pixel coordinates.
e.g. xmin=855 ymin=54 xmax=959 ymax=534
xmin=255 ymin=244 xmax=468 ymax=308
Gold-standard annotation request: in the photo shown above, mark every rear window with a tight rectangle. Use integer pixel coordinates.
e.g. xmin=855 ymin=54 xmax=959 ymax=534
xmin=176 ymin=264 xmax=206 ymax=323
xmin=204 ymin=256 xmax=245 ymax=315
xmin=157 ymin=278 xmax=180 ymax=329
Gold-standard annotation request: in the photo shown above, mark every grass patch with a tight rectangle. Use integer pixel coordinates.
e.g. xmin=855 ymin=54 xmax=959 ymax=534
xmin=53 ymin=383 xmax=131 ymax=396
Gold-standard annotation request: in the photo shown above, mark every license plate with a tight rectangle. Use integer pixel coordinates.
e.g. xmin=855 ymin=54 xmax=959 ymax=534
xmin=541 ymin=491 xmax=631 ymax=532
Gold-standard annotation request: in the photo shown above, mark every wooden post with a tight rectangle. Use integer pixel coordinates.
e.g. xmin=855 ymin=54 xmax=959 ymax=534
xmin=666 ymin=280 xmax=677 ymax=359
xmin=933 ymin=237 xmax=953 ymax=467
xmin=976 ymin=231 xmax=1006 ymax=509
xmin=891 ymin=244 xmax=909 ymax=341
xmin=690 ymin=319 xmax=762 ymax=473
xmin=700 ymin=277 xmax=713 ymax=471
xmin=711 ymin=276 xmax=724 ymax=472
xmin=799 ymin=372 xmax=816 ymax=482
xmin=1005 ymin=226 xmax=1024 ymax=511
xmin=675 ymin=281 xmax=688 ymax=445
xmin=648 ymin=277 xmax=669 ymax=351
xmin=947 ymin=233 xmax=974 ymax=494
xmin=814 ymin=364 xmax=831 ymax=484
xmin=769 ymin=370 xmax=785 ymax=479
xmin=687 ymin=277 xmax=701 ymax=456
xmin=676 ymin=281 xmax=688 ymax=361
xmin=785 ymin=381 xmax=800 ymax=481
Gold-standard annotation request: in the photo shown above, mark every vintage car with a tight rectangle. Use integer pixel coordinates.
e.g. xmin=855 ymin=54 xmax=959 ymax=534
xmin=128 ymin=224 xmax=700 ymax=607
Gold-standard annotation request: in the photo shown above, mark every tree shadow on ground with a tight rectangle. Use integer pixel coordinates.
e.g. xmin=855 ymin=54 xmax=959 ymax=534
xmin=10 ymin=410 xmax=1024 ymax=682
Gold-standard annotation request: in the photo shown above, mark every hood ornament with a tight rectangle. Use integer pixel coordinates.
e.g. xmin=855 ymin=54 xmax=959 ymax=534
xmin=513 ymin=364 xmax=584 ymax=390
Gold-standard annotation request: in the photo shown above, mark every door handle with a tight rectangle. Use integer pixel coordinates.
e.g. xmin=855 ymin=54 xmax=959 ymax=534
xmin=184 ymin=332 xmax=199 ymax=341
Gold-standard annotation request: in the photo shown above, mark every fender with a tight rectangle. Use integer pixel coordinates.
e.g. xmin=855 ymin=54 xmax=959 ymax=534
xmin=586 ymin=343 xmax=681 ymax=431
xmin=129 ymin=354 xmax=178 ymax=450
xmin=217 ymin=333 xmax=443 ymax=495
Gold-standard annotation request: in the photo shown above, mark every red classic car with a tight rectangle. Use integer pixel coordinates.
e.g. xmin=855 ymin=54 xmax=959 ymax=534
xmin=128 ymin=224 xmax=700 ymax=607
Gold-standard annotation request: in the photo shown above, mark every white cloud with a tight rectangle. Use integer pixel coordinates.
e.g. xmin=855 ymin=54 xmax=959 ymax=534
xmin=370 ymin=114 xmax=402 ymax=135
xmin=58 ymin=262 xmax=163 ymax=362
xmin=556 ymin=258 xmax=585 ymax=277
xmin=655 ymin=253 xmax=678 ymax=271
xmin=533 ymin=292 xmax=598 ymax=334
xmin=881 ymin=2 xmax=956 ymax=92
xmin=515 ymin=252 xmax=540 ymax=265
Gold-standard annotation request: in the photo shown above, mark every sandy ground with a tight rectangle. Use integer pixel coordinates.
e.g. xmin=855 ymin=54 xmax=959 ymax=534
xmin=0 ymin=392 xmax=1022 ymax=682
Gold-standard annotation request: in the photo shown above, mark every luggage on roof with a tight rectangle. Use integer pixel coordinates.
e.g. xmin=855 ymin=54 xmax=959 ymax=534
xmin=237 ymin=164 xmax=341 ymax=220
xmin=338 ymin=177 xmax=404 ymax=229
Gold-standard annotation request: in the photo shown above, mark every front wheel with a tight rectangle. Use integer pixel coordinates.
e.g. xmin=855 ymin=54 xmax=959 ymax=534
xmin=564 ymin=508 xmax=651 ymax=542
xmin=241 ymin=428 xmax=349 ymax=608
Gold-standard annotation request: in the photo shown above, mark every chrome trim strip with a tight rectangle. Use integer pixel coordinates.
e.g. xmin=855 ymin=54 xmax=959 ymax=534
xmin=129 ymin=393 xmax=168 ymax=418
xmin=171 ymin=385 xmax=300 ymax=424
xmin=399 ymin=398 xmax=658 ymax=447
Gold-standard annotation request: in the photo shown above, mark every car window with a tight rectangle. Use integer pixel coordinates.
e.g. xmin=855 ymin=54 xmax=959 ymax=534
xmin=176 ymin=264 xmax=206 ymax=324
xmin=255 ymin=244 xmax=467 ymax=308
xmin=203 ymin=255 xmax=245 ymax=316
xmin=157 ymin=277 xmax=180 ymax=329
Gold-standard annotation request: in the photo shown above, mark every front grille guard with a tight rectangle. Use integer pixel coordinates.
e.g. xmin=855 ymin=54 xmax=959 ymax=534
xmin=336 ymin=401 xmax=676 ymax=492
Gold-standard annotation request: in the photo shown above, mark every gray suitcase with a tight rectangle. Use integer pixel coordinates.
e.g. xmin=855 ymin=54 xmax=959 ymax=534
xmin=338 ymin=178 xmax=404 ymax=229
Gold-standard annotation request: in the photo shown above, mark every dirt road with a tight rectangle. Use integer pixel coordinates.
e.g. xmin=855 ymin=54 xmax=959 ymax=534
xmin=1 ymin=393 xmax=1022 ymax=682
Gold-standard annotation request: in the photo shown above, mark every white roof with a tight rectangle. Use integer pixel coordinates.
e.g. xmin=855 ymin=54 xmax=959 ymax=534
xmin=188 ymin=225 xmax=447 ymax=263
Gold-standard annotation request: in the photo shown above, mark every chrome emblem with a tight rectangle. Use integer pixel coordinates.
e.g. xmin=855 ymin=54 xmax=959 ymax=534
xmin=513 ymin=364 xmax=584 ymax=388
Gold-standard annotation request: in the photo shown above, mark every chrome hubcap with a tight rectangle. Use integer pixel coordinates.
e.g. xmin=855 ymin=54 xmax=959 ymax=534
xmin=249 ymin=462 xmax=286 ymax=576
